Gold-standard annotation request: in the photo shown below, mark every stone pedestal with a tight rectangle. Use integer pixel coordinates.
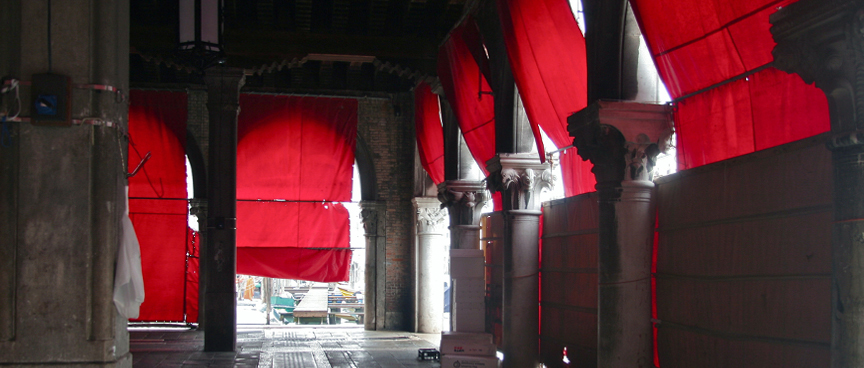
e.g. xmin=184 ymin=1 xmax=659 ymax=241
xmin=771 ymin=2 xmax=864 ymax=366
xmin=438 ymin=180 xmax=488 ymax=332
xmin=413 ymin=198 xmax=448 ymax=333
xmin=203 ymin=67 xmax=245 ymax=352
xmin=486 ymin=153 xmax=555 ymax=368
xmin=569 ymin=101 xmax=673 ymax=368
xmin=360 ymin=201 xmax=386 ymax=331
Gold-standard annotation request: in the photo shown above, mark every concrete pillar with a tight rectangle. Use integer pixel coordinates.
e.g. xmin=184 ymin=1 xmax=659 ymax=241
xmin=202 ymin=67 xmax=245 ymax=352
xmin=413 ymin=197 xmax=448 ymax=333
xmin=0 ymin=0 xmax=131 ymax=366
xmin=771 ymin=2 xmax=864 ymax=366
xmin=360 ymin=200 xmax=387 ymax=330
xmin=569 ymin=101 xmax=673 ymax=368
xmin=486 ymin=153 xmax=556 ymax=368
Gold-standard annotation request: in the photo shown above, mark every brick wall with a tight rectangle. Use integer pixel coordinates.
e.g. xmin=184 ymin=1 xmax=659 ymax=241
xmin=357 ymin=94 xmax=416 ymax=330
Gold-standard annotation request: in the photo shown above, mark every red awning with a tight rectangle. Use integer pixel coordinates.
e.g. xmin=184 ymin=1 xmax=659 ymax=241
xmin=438 ymin=19 xmax=496 ymax=175
xmin=631 ymin=0 xmax=829 ymax=169
xmin=497 ymin=0 xmax=596 ymax=196
xmin=128 ymin=90 xmax=191 ymax=322
xmin=415 ymin=82 xmax=446 ymax=184
xmin=236 ymin=94 xmax=357 ymax=282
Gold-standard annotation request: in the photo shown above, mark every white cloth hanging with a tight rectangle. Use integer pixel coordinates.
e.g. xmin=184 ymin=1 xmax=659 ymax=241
xmin=113 ymin=185 xmax=145 ymax=319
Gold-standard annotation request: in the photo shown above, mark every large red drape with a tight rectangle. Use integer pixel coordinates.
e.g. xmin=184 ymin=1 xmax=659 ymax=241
xmin=630 ymin=0 xmax=829 ymax=169
xmin=438 ymin=20 xmax=496 ymax=175
xmin=128 ymin=90 xmax=188 ymax=200
xmin=414 ymin=82 xmax=445 ymax=184
xmin=127 ymin=90 xmax=191 ymax=322
xmin=496 ymin=0 xmax=596 ymax=197
xmin=236 ymin=94 xmax=357 ymax=282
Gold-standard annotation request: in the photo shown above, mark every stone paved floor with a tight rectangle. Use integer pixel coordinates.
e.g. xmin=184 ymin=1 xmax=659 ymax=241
xmin=130 ymin=325 xmax=443 ymax=368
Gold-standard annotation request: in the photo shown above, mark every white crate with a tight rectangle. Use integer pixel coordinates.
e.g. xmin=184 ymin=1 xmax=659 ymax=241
xmin=440 ymin=332 xmax=496 ymax=356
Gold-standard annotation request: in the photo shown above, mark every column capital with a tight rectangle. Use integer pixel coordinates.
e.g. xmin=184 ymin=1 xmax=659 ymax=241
xmin=190 ymin=198 xmax=208 ymax=217
xmin=771 ymin=0 xmax=864 ymax=133
xmin=568 ymin=101 xmax=673 ymax=185
xmin=359 ymin=200 xmax=386 ymax=236
xmin=485 ymin=153 xmax=555 ymax=211
xmin=413 ymin=197 xmax=448 ymax=234
xmin=437 ymin=180 xmax=489 ymax=210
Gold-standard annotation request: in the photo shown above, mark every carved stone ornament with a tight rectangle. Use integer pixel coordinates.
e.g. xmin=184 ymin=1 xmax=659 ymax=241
xmin=360 ymin=207 xmax=379 ymax=235
xmin=486 ymin=153 xmax=555 ymax=211
xmin=437 ymin=180 xmax=489 ymax=226
xmin=568 ymin=101 xmax=673 ymax=185
xmin=417 ymin=207 xmax=447 ymax=234
xmin=624 ymin=133 xmax=662 ymax=182
xmin=437 ymin=186 xmax=489 ymax=210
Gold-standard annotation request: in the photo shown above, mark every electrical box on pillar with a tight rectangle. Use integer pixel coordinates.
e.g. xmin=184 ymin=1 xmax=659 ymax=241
xmin=30 ymin=73 xmax=72 ymax=126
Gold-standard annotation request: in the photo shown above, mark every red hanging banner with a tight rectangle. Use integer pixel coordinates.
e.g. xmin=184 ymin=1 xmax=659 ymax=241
xmin=496 ymin=0 xmax=596 ymax=196
xmin=415 ymin=82 xmax=446 ymax=184
xmin=438 ymin=21 xmax=496 ymax=175
xmin=630 ymin=0 xmax=830 ymax=169
xmin=236 ymin=94 xmax=357 ymax=282
xmin=128 ymin=90 xmax=190 ymax=322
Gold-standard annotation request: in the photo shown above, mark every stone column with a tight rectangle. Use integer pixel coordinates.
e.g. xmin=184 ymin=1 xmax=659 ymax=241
xmin=438 ymin=180 xmax=488 ymax=333
xmin=190 ymin=198 xmax=208 ymax=330
xmin=771 ymin=2 xmax=864 ymax=366
xmin=486 ymin=153 xmax=555 ymax=368
xmin=360 ymin=201 xmax=386 ymax=330
xmin=569 ymin=101 xmax=672 ymax=368
xmin=438 ymin=180 xmax=488 ymax=250
xmin=202 ymin=67 xmax=245 ymax=352
xmin=413 ymin=197 xmax=448 ymax=333
xmin=0 ymin=1 xmax=130 ymax=366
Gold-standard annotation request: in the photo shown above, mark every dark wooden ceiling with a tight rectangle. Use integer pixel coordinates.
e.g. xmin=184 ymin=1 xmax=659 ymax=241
xmin=130 ymin=0 xmax=468 ymax=90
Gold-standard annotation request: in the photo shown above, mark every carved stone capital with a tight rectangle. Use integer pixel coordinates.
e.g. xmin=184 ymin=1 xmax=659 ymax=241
xmin=359 ymin=201 xmax=386 ymax=236
xmin=189 ymin=198 xmax=208 ymax=217
xmin=771 ymin=0 xmax=864 ymax=132
xmin=437 ymin=180 xmax=489 ymax=210
xmin=417 ymin=207 xmax=448 ymax=234
xmin=413 ymin=197 xmax=447 ymax=234
xmin=485 ymin=153 xmax=555 ymax=211
xmin=568 ymin=101 xmax=673 ymax=185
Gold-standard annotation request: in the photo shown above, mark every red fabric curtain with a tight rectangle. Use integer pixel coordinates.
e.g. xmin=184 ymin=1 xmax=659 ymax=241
xmin=238 ymin=95 xmax=357 ymax=201
xmin=236 ymin=201 xmax=351 ymax=281
xmin=128 ymin=90 xmax=190 ymax=322
xmin=415 ymin=82 xmax=446 ymax=184
xmin=128 ymin=90 xmax=188 ymax=199
xmin=438 ymin=21 xmax=496 ymax=175
xmin=496 ymin=0 xmax=596 ymax=196
xmin=630 ymin=0 xmax=829 ymax=169
xmin=236 ymin=94 xmax=357 ymax=282
xmin=129 ymin=199 xmax=189 ymax=322
xmin=185 ymin=229 xmax=200 ymax=323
